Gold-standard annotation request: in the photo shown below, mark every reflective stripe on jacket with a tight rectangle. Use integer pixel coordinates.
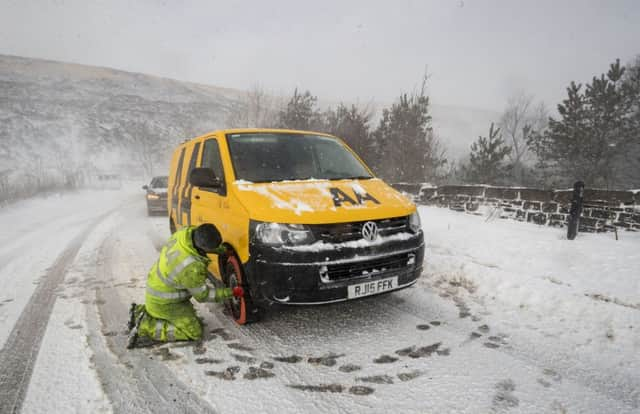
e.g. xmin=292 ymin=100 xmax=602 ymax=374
xmin=146 ymin=226 xmax=211 ymax=305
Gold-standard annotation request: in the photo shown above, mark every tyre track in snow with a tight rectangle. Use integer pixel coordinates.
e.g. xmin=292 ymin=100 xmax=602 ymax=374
xmin=0 ymin=211 xmax=111 ymax=414
xmin=86 ymin=217 xmax=216 ymax=414
xmin=0 ymin=215 xmax=94 ymax=271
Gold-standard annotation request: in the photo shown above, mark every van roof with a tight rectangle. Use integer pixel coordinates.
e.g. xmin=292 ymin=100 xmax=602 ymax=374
xmin=181 ymin=128 xmax=337 ymax=145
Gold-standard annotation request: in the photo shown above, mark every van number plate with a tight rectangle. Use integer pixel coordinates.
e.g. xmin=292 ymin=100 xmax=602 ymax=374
xmin=348 ymin=277 xmax=398 ymax=299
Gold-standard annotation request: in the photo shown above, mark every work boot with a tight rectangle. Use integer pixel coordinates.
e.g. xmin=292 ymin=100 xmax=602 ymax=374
xmin=127 ymin=328 xmax=138 ymax=349
xmin=127 ymin=304 xmax=147 ymax=331
xmin=126 ymin=308 xmax=147 ymax=349
xmin=127 ymin=303 xmax=137 ymax=331
xmin=126 ymin=329 xmax=138 ymax=350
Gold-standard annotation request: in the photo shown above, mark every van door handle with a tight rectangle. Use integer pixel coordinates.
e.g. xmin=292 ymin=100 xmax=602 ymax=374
xmin=195 ymin=195 xmax=200 ymax=200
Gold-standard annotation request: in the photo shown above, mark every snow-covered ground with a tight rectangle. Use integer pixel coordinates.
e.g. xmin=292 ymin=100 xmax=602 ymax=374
xmin=0 ymin=190 xmax=638 ymax=413
xmin=421 ymin=206 xmax=640 ymax=408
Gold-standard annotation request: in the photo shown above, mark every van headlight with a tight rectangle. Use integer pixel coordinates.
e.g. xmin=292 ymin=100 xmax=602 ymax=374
xmin=146 ymin=193 xmax=160 ymax=200
xmin=255 ymin=222 xmax=315 ymax=245
xmin=409 ymin=212 xmax=422 ymax=233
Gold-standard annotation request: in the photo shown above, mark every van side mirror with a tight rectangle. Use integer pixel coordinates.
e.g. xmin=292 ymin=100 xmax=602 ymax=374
xmin=190 ymin=168 xmax=221 ymax=189
xmin=142 ymin=185 xmax=149 ymax=190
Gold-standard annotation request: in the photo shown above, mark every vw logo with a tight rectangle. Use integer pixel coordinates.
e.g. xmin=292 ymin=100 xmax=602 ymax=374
xmin=361 ymin=221 xmax=378 ymax=242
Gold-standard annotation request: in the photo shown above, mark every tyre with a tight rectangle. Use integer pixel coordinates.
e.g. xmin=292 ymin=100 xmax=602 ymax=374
xmin=224 ymin=256 xmax=261 ymax=325
xmin=169 ymin=217 xmax=176 ymax=234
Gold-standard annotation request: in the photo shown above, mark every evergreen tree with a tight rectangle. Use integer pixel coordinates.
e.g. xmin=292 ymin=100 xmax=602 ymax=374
xmin=528 ymin=81 xmax=588 ymax=185
xmin=584 ymin=59 xmax=631 ymax=186
xmin=620 ymin=56 xmax=640 ymax=187
xmin=529 ymin=59 xmax=638 ymax=188
xmin=322 ymin=103 xmax=375 ymax=165
xmin=372 ymin=78 xmax=447 ymax=183
xmin=276 ymin=89 xmax=323 ymax=131
xmin=462 ymin=123 xmax=511 ymax=184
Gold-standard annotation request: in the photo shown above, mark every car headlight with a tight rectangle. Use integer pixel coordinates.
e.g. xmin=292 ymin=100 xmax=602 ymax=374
xmin=146 ymin=193 xmax=160 ymax=200
xmin=409 ymin=211 xmax=422 ymax=233
xmin=255 ymin=222 xmax=315 ymax=245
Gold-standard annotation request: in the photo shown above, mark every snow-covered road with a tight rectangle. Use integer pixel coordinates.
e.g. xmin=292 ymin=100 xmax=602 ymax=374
xmin=0 ymin=188 xmax=637 ymax=413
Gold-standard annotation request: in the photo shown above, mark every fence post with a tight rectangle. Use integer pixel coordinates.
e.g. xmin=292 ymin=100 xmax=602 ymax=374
xmin=567 ymin=181 xmax=585 ymax=240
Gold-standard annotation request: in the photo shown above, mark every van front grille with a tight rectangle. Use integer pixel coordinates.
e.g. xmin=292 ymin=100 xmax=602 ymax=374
xmin=309 ymin=216 xmax=409 ymax=243
xmin=324 ymin=252 xmax=415 ymax=281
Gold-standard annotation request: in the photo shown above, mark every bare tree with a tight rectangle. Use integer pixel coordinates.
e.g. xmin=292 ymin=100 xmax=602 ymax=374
xmin=226 ymin=84 xmax=283 ymax=128
xmin=499 ymin=91 xmax=547 ymax=184
xmin=225 ymin=102 xmax=249 ymax=128
xmin=424 ymin=131 xmax=449 ymax=183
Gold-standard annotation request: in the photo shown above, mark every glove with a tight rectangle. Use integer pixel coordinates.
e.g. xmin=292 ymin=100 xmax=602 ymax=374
xmin=212 ymin=287 xmax=244 ymax=302
xmin=213 ymin=287 xmax=233 ymax=302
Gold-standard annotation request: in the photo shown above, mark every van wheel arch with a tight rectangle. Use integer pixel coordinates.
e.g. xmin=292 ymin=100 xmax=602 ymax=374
xmin=220 ymin=247 xmax=261 ymax=325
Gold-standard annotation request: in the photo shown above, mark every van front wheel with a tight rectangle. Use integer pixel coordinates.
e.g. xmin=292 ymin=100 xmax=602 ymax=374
xmin=225 ymin=256 xmax=261 ymax=325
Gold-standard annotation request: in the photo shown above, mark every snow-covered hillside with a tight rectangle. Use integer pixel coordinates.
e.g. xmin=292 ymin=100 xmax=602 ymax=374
xmin=0 ymin=54 xmax=240 ymax=177
xmin=0 ymin=189 xmax=637 ymax=413
xmin=0 ymin=54 xmax=497 ymax=178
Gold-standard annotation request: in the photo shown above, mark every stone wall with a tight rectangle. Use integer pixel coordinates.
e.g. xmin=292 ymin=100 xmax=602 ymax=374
xmin=416 ymin=185 xmax=640 ymax=232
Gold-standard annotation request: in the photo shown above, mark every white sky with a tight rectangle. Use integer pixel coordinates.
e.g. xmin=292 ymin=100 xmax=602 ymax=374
xmin=1 ymin=0 xmax=639 ymax=111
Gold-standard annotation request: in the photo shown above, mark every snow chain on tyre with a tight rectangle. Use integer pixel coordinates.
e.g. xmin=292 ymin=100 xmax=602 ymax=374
xmin=225 ymin=256 xmax=260 ymax=325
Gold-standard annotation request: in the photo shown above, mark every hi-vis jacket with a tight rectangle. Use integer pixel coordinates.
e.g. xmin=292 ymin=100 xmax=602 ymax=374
xmin=146 ymin=227 xmax=211 ymax=305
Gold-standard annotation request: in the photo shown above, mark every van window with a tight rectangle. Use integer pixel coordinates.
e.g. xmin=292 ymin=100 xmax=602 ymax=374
xmin=185 ymin=143 xmax=201 ymax=185
xmin=180 ymin=142 xmax=201 ymax=226
xmin=226 ymin=133 xmax=373 ymax=182
xmin=201 ymin=138 xmax=226 ymax=195
xmin=171 ymin=148 xmax=186 ymax=209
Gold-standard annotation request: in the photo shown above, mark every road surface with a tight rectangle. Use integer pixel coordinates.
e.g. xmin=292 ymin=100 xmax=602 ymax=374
xmin=0 ymin=188 xmax=637 ymax=413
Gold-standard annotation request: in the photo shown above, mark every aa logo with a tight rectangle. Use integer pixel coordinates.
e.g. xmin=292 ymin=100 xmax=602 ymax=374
xmin=329 ymin=188 xmax=380 ymax=207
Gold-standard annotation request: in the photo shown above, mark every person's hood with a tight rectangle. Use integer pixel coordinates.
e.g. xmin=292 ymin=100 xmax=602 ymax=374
xmin=176 ymin=227 xmax=211 ymax=263
xmin=232 ymin=178 xmax=415 ymax=224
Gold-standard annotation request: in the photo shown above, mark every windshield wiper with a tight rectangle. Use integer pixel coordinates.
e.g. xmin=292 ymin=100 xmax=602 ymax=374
xmin=247 ymin=178 xmax=310 ymax=183
xmin=244 ymin=176 xmax=372 ymax=182
xmin=325 ymin=176 xmax=373 ymax=181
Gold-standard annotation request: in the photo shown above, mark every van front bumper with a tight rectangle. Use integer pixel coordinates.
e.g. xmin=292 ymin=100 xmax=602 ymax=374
xmin=244 ymin=233 xmax=424 ymax=305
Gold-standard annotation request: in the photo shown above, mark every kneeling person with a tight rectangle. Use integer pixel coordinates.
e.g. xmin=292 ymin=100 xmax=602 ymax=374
xmin=127 ymin=223 xmax=242 ymax=348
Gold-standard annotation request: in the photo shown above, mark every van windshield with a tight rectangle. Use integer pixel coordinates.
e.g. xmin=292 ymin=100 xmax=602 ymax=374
xmin=226 ymin=133 xmax=373 ymax=182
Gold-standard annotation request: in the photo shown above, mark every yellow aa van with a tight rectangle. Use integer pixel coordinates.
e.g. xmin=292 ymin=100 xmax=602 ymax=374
xmin=167 ymin=129 xmax=424 ymax=324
